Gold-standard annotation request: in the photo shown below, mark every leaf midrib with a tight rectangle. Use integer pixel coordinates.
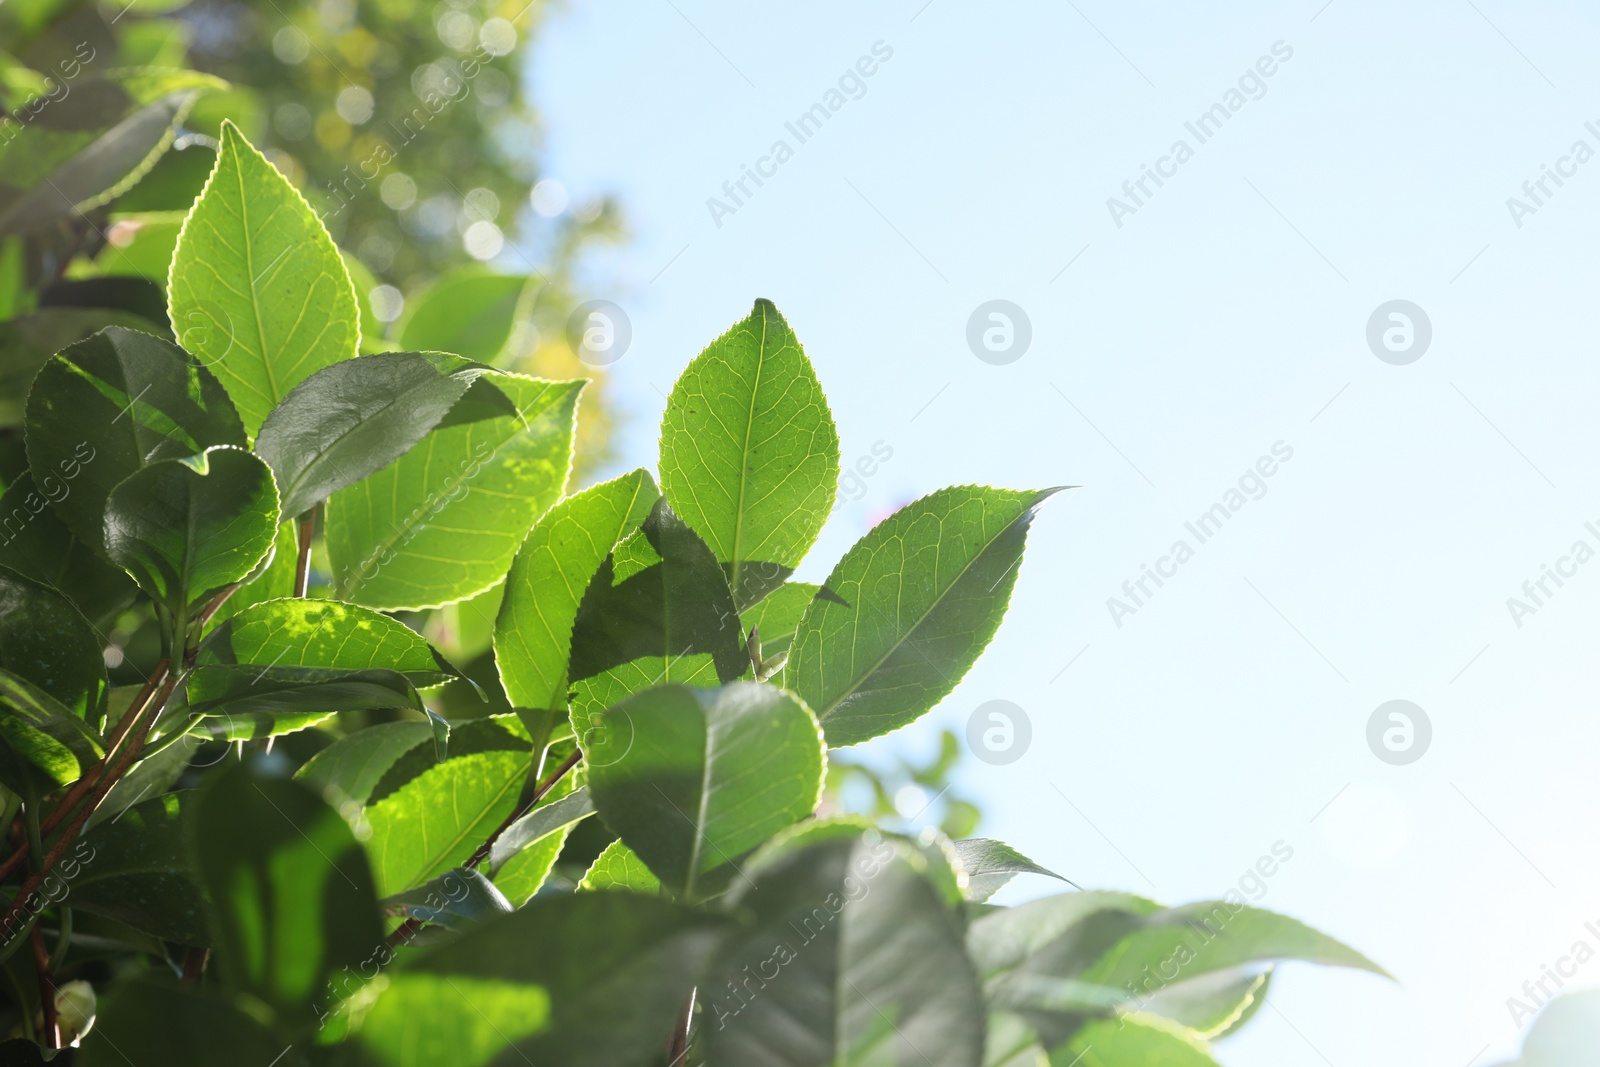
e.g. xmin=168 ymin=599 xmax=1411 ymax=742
xmin=727 ymin=307 xmax=768 ymax=597
xmin=233 ymin=140 xmax=279 ymax=413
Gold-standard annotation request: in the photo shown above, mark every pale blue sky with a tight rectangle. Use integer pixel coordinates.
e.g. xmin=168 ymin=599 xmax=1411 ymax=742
xmin=523 ymin=2 xmax=1600 ymax=1062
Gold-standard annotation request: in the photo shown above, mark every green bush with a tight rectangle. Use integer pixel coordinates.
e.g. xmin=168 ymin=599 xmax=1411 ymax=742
xmin=0 ymin=79 xmax=1389 ymax=1067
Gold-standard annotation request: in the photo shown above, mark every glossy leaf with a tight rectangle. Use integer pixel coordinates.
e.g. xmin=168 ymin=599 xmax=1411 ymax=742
xmin=0 ymin=472 xmax=138 ymax=625
xmin=741 ymin=579 xmax=817 ymax=664
xmin=566 ymin=498 xmax=748 ymax=739
xmin=168 ymin=120 xmax=359 ymax=436
xmin=362 ymin=749 xmax=531 ymax=896
xmin=103 ymin=444 xmax=279 ymax=617
xmin=659 ymin=298 xmax=839 ymax=608
xmin=0 ymin=565 xmax=108 ymax=719
xmin=199 ymin=598 xmax=453 ymax=685
xmin=703 ymin=827 xmax=984 ymax=1067
xmin=353 ymin=974 xmax=549 ymax=1067
xmin=585 ymin=682 xmax=824 ymax=901
xmin=254 ymin=351 xmax=507 ymax=518
xmin=494 ymin=468 xmax=659 ymax=720
xmin=325 ymin=373 xmax=582 ymax=610
xmin=381 ymin=868 xmax=513 ymax=930
xmin=1045 ymin=1015 xmax=1222 ymax=1067
xmin=72 ymin=791 xmax=210 ymax=946
xmin=195 ymin=763 xmax=384 ymax=1034
xmin=0 ymin=668 xmax=103 ymax=793
xmin=790 ymin=485 xmax=1061 ymax=746
xmin=24 ymin=325 xmax=246 ymax=554
xmin=578 ymin=839 xmax=660 ymax=894
xmin=359 ymin=893 xmax=727 ymax=1067
xmin=0 ymin=307 xmax=160 ymax=425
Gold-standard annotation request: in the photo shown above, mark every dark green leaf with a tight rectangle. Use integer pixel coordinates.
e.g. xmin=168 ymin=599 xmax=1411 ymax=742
xmin=0 ymin=472 xmax=137 ymax=625
xmin=0 ymin=565 xmax=108 ymax=719
xmin=790 ymin=485 xmax=1061 ymax=746
xmin=494 ymin=468 xmax=659 ymax=725
xmin=195 ymin=762 xmax=384 ymax=1034
xmin=366 ymin=713 xmax=530 ymax=807
xmin=0 ymin=308 xmax=161 ymax=426
xmin=0 ymin=668 xmax=103 ymax=793
xmin=358 ymin=893 xmax=727 ymax=1067
xmin=659 ymin=298 xmax=839 ymax=609
xmin=381 ymin=867 xmax=512 ymax=930
xmin=78 ymin=979 xmax=286 ymax=1067
xmin=703 ymin=826 xmax=983 ymax=1067
xmin=24 ymin=325 xmax=246 ymax=554
xmin=72 ymin=791 xmax=210 ymax=946
xmin=585 ymin=682 xmax=823 ymax=901
xmin=167 ymin=120 xmax=359 ymax=436
xmin=567 ymin=498 xmax=748 ymax=738
xmin=103 ymin=444 xmax=280 ymax=617
xmin=325 ymin=373 xmax=582 ymax=610
xmin=255 ymin=351 xmax=508 ymax=518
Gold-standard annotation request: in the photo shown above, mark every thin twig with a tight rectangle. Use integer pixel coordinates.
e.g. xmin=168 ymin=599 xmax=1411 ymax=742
xmin=294 ymin=504 xmax=320 ymax=598
xmin=464 ymin=749 xmax=581 ymax=872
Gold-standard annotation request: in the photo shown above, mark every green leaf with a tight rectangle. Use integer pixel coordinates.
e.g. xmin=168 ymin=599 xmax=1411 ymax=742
xmin=201 ymin=516 xmax=298 ymax=630
xmin=184 ymin=666 xmax=419 ymax=740
xmin=195 ymin=762 xmax=384 ymax=1034
xmin=790 ymin=485 xmax=1061 ymax=746
xmin=358 ymin=893 xmax=727 ymax=1067
xmin=566 ymin=498 xmax=748 ymax=739
xmin=103 ymin=444 xmax=280 ymax=618
xmin=325 ymin=373 xmax=582 ymax=610
xmin=396 ymin=268 xmax=529 ymax=363
xmin=0 ymin=308 xmax=162 ymax=426
xmin=0 ymin=565 xmax=108 ymax=719
xmin=254 ymin=351 xmax=508 ymax=518
xmin=295 ymin=720 xmax=434 ymax=805
xmin=167 ymin=120 xmax=359 ymax=436
xmin=353 ymin=973 xmax=549 ymax=1067
xmin=1140 ymin=968 xmax=1272 ymax=1039
xmin=585 ymin=682 xmax=824 ymax=901
xmin=484 ymin=751 xmax=582 ymax=908
xmin=0 ymin=668 xmax=103 ymax=793
xmin=362 ymin=749 xmax=531 ymax=896
xmin=702 ymin=828 xmax=984 ymax=1067
xmin=741 ymin=580 xmax=817 ymax=664
xmin=1076 ymin=901 xmax=1390 ymax=991
xmin=0 ymin=472 xmax=138 ymax=625
xmin=494 ymin=468 xmax=659 ymax=720
xmin=578 ymin=839 xmax=660 ymax=894
xmin=659 ymin=299 xmax=839 ymax=609
xmin=0 ymin=70 xmax=226 ymax=240
xmin=199 ymin=598 xmax=453 ymax=685
xmin=1045 ymin=1015 xmax=1222 ymax=1067
xmin=72 ymin=791 xmax=210 ymax=946
xmin=365 ymin=714 xmax=530 ymax=807
xmin=489 ymin=785 xmax=593 ymax=875
xmin=967 ymin=891 xmax=1164 ymax=984
xmin=953 ymin=838 xmax=1070 ymax=903
xmin=79 ymin=979 xmax=284 ymax=1067
xmin=381 ymin=867 xmax=513 ymax=930
xmin=24 ymin=325 xmax=246 ymax=554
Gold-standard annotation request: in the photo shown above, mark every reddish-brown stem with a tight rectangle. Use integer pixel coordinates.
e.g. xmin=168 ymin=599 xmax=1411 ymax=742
xmin=667 ymin=989 xmax=695 ymax=1064
xmin=0 ymin=659 xmax=172 ymax=887
xmin=294 ymin=506 xmax=319 ymax=598
xmin=30 ymin=923 xmax=56 ymax=1049
xmin=181 ymin=946 xmax=209 ymax=984
xmin=195 ymin=584 xmax=242 ymax=631
xmin=0 ymin=673 xmax=177 ymax=941
xmin=463 ymin=748 xmax=582 ymax=873
xmin=384 ymin=749 xmax=583 ymax=952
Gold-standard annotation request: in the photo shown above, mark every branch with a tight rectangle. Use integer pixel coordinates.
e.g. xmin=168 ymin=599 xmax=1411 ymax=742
xmin=294 ymin=504 xmax=321 ymax=598
xmin=464 ymin=748 xmax=581 ymax=873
